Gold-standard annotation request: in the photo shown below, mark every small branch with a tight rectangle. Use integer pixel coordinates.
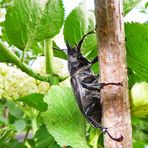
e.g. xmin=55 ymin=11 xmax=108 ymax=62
xmin=23 ymin=127 xmax=30 ymax=145
xmin=0 ymin=41 xmax=68 ymax=83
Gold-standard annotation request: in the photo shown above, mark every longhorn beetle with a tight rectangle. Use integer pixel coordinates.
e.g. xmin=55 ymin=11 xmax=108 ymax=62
xmin=66 ymin=31 xmax=124 ymax=142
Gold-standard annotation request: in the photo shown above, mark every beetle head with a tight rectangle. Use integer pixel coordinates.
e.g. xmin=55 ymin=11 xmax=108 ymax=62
xmin=66 ymin=42 xmax=78 ymax=57
xmin=66 ymin=42 xmax=89 ymax=75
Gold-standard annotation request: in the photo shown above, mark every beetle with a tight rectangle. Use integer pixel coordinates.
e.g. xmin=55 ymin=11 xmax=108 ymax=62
xmin=66 ymin=31 xmax=124 ymax=142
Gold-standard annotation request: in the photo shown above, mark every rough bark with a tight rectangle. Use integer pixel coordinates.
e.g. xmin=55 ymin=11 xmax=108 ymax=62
xmin=94 ymin=0 xmax=132 ymax=147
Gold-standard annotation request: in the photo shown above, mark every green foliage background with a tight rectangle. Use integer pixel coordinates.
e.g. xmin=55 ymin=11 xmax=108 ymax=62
xmin=0 ymin=0 xmax=148 ymax=148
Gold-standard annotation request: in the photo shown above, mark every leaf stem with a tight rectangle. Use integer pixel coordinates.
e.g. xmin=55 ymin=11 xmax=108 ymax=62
xmin=44 ymin=39 xmax=55 ymax=74
xmin=31 ymin=117 xmax=37 ymax=135
xmin=44 ymin=39 xmax=60 ymax=85
xmin=21 ymin=50 xmax=25 ymax=62
xmin=0 ymin=41 xmax=67 ymax=83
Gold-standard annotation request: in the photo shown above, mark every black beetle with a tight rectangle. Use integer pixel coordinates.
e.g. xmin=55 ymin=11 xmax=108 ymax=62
xmin=66 ymin=31 xmax=123 ymax=142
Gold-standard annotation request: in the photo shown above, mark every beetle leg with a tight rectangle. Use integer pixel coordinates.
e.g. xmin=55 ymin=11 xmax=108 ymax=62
xmin=99 ymin=82 xmax=123 ymax=90
xmin=85 ymin=101 xmax=105 ymax=128
xmin=84 ymin=95 xmax=124 ymax=142
xmin=81 ymin=82 xmax=101 ymax=91
xmin=85 ymin=103 xmax=124 ymax=142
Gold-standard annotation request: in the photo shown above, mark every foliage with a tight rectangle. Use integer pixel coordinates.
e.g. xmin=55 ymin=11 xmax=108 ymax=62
xmin=64 ymin=3 xmax=97 ymax=61
xmin=5 ymin=0 xmax=64 ymax=50
xmin=0 ymin=0 xmax=148 ymax=148
xmin=125 ymin=23 xmax=148 ymax=81
xmin=42 ymin=86 xmax=88 ymax=148
xmin=124 ymin=0 xmax=141 ymax=15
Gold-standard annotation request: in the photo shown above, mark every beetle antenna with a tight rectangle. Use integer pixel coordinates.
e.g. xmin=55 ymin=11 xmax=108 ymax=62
xmin=102 ymin=128 xmax=124 ymax=142
xmin=77 ymin=30 xmax=95 ymax=52
xmin=91 ymin=56 xmax=99 ymax=65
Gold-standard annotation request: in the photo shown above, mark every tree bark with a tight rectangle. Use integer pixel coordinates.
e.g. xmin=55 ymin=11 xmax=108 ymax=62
xmin=94 ymin=0 xmax=132 ymax=147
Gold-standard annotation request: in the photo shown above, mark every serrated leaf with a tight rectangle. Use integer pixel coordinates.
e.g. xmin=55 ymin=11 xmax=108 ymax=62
xmin=125 ymin=23 xmax=148 ymax=81
xmin=5 ymin=0 xmax=64 ymax=50
xmin=35 ymin=126 xmax=60 ymax=148
xmin=63 ymin=3 xmax=97 ymax=59
xmin=18 ymin=93 xmax=47 ymax=112
xmin=42 ymin=86 xmax=88 ymax=148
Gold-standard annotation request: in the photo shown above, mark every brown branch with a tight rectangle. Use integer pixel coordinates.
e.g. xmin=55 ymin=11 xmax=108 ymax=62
xmin=94 ymin=0 xmax=132 ymax=147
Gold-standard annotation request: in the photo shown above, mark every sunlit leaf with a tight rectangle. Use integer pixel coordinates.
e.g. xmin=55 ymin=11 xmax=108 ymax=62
xmin=42 ymin=86 xmax=88 ymax=148
xmin=5 ymin=0 xmax=64 ymax=50
xmin=63 ymin=3 xmax=97 ymax=60
xmin=125 ymin=23 xmax=148 ymax=81
xmin=18 ymin=93 xmax=47 ymax=112
xmin=35 ymin=126 xmax=60 ymax=148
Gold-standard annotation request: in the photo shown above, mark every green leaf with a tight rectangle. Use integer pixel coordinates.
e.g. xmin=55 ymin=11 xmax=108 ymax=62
xmin=35 ymin=126 xmax=60 ymax=148
xmin=7 ymin=101 xmax=24 ymax=118
xmin=87 ymin=126 xmax=103 ymax=148
xmin=128 ymin=68 xmax=142 ymax=88
xmin=124 ymin=0 xmax=141 ymax=15
xmin=5 ymin=141 xmax=25 ymax=148
xmin=13 ymin=119 xmax=26 ymax=131
xmin=132 ymin=117 xmax=148 ymax=146
xmin=42 ymin=86 xmax=88 ymax=148
xmin=133 ymin=141 xmax=146 ymax=148
xmin=18 ymin=93 xmax=47 ymax=112
xmin=145 ymin=2 xmax=148 ymax=8
xmin=53 ymin=41 xmax=67 ymax=60
xmin=63 ymin=3 xmax=97 ymax=57
xmin=82 ymin=33 xmax=97 ymax=61
xmin=125 ymin=23 xmax=148 ymax=81
xmin=5 ymin=0 xmax=64 ymax=50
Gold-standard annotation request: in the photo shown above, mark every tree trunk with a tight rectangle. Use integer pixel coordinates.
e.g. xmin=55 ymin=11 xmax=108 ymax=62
xmin=94 ymin=0 xmax=132 ymax=147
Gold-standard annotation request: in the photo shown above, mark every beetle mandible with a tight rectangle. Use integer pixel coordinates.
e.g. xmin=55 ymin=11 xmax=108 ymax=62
xmin=66 ymin=31 xmax=123 ymax=142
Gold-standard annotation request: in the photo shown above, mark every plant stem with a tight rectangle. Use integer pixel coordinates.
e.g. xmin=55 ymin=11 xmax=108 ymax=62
xmin=44 ymin=39 xmax=55 ymax=74
xmin=95 ymin=0 xmax=132 ymax=147
xmin=0 ymin=41 xmax=67 ymax=83
xmin=44 ymin=39 xmax=60 ymax=85
xmin=23 ymin=127 xmax=30 ymax=145
xmin=21 ymin=50 xmax=25 ymax=62
xmin=31 ymin=117 xmax=37 ymax=135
